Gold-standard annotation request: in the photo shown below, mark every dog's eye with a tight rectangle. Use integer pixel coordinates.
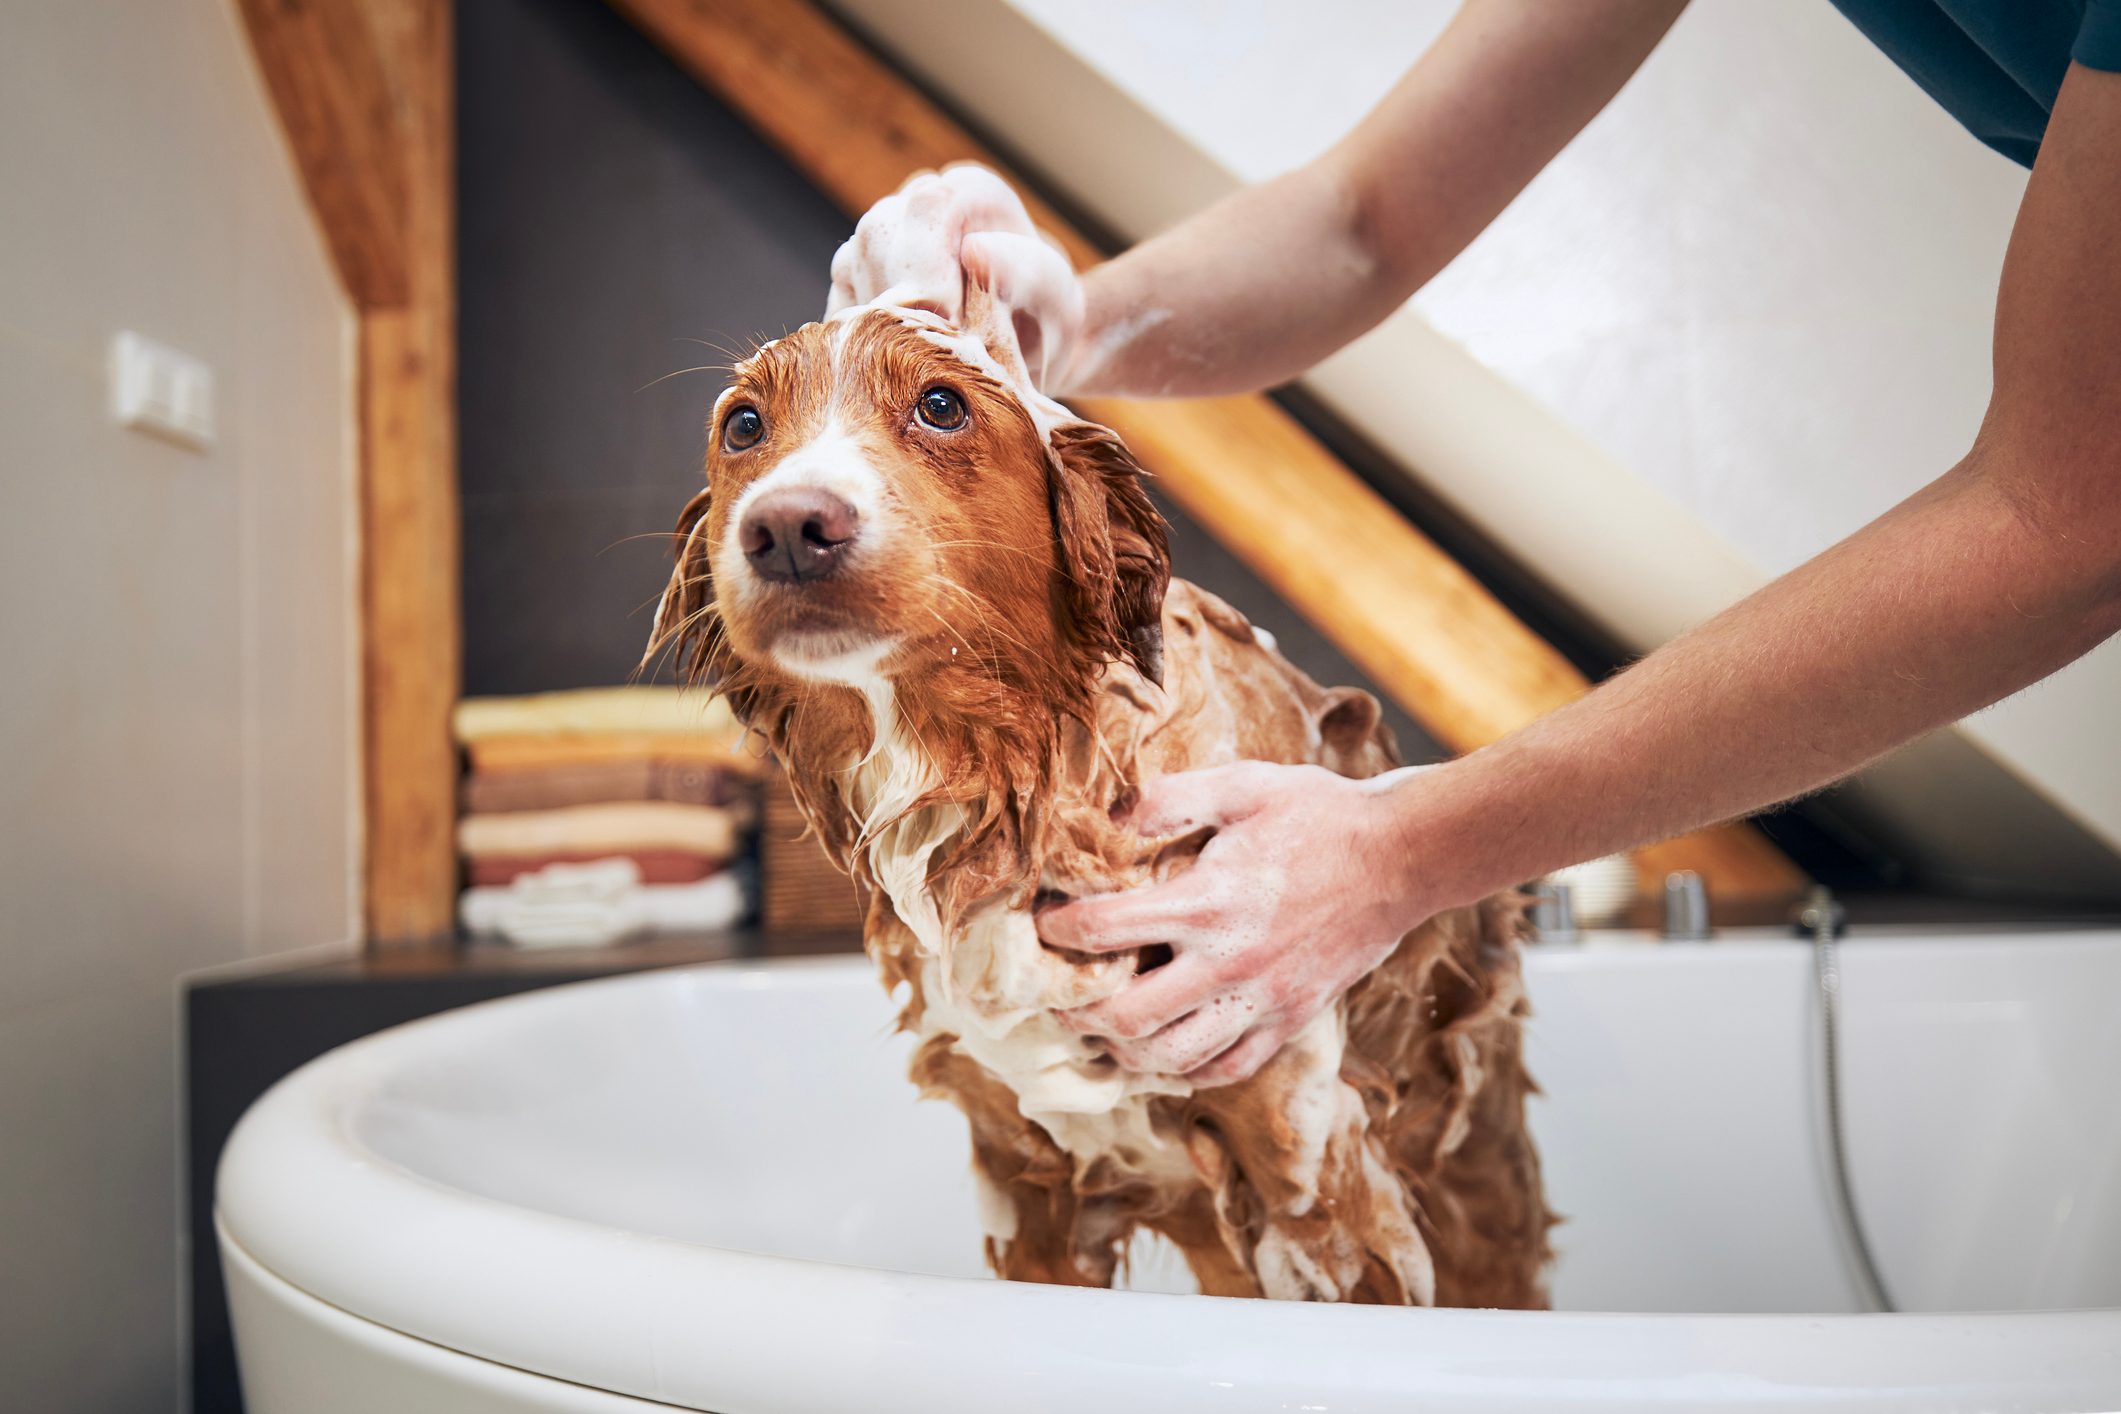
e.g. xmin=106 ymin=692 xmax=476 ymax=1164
xmin=722 ymin=404 xmax=764 ymax=451
xmin=916 ymin=387 xmax=967 ymax=431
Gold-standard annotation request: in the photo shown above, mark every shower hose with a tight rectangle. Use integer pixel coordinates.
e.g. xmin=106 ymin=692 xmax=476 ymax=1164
xmin=1801 ymin=888 xmax=1897 ymax=1313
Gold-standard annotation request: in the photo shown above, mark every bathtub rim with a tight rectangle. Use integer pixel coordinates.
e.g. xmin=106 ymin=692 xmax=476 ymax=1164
xmin=218 ymin=1219 xmax=692 ymax=1412
xmin=215 ymin=944 xmax=2121 ymax=1414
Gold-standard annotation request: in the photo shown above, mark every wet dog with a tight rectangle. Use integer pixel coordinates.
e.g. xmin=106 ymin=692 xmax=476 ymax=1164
xmin=647 ymin=297 xmax=1551 ymax=1304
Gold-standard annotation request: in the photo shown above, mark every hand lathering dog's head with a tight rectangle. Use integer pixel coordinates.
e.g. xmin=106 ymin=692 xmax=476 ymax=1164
xmin=647 ymin=305 xmax=1169 ymax=743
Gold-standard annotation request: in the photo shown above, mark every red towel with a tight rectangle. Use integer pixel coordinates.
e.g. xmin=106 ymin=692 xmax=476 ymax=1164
xmin=465 ymin=850 xmax=726 ymax=887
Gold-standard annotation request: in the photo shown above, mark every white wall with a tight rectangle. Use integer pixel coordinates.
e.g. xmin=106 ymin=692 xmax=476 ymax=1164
xmin=842 ymin=0 xmax=2121 ymax=875
xmin=0 ymin=0 xmax=360 ymax=1406
xmin=1031 ymin=2 xmax=2016 ymax=565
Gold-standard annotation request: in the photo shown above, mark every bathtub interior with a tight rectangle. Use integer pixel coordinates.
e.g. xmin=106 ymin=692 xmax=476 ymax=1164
xmin=349 ymin=936 xmax=2121 ymax=1316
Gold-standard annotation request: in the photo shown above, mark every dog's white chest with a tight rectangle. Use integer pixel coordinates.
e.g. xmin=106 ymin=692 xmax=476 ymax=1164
xmin=847 ymin=721 xmax=1191 ymax=1185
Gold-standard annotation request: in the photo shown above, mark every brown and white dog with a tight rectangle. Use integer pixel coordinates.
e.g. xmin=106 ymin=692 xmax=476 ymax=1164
xmin=647 ymin=294 xmax=1553 ymax=1306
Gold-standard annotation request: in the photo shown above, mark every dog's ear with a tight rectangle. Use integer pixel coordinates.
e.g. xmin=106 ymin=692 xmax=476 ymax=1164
xmin=1047 ymin=421 xmax=1171 ymax=686
xmin=1318 ymin=685 xmax=1383 ymax=754
xmin=644 ymin=484 xmax=717 ymax=680
xmin=1316 ymin=685 xmax=1400 ymax=776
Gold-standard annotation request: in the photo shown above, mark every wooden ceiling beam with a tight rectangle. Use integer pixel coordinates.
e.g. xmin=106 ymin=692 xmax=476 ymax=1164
xmin=239 ymin=0 xmax=460 ymax=943
xmin=235 ymin=0 xmax=412 ymax=309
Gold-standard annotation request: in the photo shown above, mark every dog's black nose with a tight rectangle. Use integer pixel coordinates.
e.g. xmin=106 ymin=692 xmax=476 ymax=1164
xmin=739 ymin=487 xmax=859 ymax=583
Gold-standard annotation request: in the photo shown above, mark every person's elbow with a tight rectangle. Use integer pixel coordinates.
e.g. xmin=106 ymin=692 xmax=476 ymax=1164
xmin=1306 ymin=151 xmax=1417 ymax=307
xmin=1971 ymin=432 xmax=2121 ymax=634
xmin=2083 ymin=531 xmax=2121 ymax=639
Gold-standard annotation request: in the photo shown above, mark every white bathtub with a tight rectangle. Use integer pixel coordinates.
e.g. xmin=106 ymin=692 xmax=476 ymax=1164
xmin=217 ymin=930 xmax=2121 ymax=1413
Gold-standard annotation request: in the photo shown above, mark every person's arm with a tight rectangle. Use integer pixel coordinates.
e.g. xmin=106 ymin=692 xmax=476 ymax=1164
xmin=825 ymin=0 xmax=1688 ymax=397
xmin=1043 ymin=61 xmax=2121 ymax=1085
xmin=1059 ymin=0 xmax=1689 ymax=396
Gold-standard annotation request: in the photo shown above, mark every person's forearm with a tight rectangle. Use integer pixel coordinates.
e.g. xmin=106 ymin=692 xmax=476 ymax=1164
xmin=1387 ymin=448 xmax=2121 ymax=915
xmin=1061 ymin=163 xmax=1378 ymax=398
xmin=1379 ymin=58 xmax=2121 ymax=919
xmin=1058 ymin=0 xmax=1689 ymax=398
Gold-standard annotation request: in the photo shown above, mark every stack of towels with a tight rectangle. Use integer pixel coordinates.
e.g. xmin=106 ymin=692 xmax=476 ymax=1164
xmin=454 ymin=688 xmax=760 ymax=948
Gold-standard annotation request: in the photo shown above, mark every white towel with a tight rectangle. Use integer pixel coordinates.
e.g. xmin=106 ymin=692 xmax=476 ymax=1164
xmin=459 ymin=859 xmax=748 ymax=949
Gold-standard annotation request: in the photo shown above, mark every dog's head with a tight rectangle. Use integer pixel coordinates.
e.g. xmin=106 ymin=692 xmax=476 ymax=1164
xmin=648 ymin=305 xmax=1169 ymax=746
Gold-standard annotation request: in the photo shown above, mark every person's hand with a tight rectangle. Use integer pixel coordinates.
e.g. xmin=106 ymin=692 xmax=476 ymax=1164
xmin=826 ymin=163 xmax=1083 ymax=388
xmin=1038 ymin=761 xmax=1430 ymax=1087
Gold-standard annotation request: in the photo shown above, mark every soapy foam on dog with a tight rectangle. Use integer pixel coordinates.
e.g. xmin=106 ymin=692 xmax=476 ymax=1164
xmin=797 ymin=288 xmax=1442 ymax=1297
xmin=845 ymin=678 xmax=1196 ymax=1188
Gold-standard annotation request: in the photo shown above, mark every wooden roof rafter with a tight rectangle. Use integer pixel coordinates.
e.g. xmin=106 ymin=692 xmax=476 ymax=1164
xmin=235 ymin=0 xmax=413 ymax=308
xmin=237 ymin=0 xmax=460 ymax=942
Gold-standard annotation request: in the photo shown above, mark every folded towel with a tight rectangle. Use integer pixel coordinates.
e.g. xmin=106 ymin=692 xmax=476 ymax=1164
xmin=453 ymin=687 xmax=739 ymax=742
xmin=466 ymin=849 xmax=726 ymax=887
xmin=457 ymin=801 xmax=741 ymax=860
xmin=466 ymin=733 xmax=758 ymax=774
xmin=461 ymin=757 xmax=751 ymax=814
xmin=458 ymin=859 xmax=748 ymax=948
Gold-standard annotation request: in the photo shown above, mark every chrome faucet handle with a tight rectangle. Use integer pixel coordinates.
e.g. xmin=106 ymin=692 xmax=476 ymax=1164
xmin=1530 ymin=879 xmax=1580 ymax=944
xmin=1791 ymin=884 xmax=1848 ymax=940
xmin=1661 ymin=871 xmax=1712 ymax=940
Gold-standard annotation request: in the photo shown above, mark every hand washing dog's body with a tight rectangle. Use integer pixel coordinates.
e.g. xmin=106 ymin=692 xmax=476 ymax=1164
xmin=650 ymin=300 xmax=1551 ymax=1304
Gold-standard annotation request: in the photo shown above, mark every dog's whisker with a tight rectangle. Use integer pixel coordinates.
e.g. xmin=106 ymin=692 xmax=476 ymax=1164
xmin=675 ymin=335 xmax=748 ymax=361
xmin=634 ymin=364 xmax=732 ymax=394
xmin=616 ymin=527 xmax=708 ymax=545
xmin=645 ymin=601 xmax=723 ymax=669
xmin=601 ymin=530 xmax=706 ymax=557
xmin=920 ymin=605 xmax=983 ymax=662
xmin=925 ymin=539 xmax=1045 ymax=560
xmin=921 ymin=606 xmax=1009 ymax=695
xmin=921 ymin=575 xmax=1038 ymax=656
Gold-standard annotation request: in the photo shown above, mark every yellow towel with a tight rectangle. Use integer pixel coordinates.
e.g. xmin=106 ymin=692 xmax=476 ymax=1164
xmin=452 ymin=687 xmax=739 ymax=743
xmin=466 ymin=733 xmax=761 ymax=774
xmin=457 ymin=802 xmax=742 ymax=860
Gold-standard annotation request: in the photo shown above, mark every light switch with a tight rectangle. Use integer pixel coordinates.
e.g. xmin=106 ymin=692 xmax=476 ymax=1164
xmin=109 ymin=330 xmax=215 ymax=452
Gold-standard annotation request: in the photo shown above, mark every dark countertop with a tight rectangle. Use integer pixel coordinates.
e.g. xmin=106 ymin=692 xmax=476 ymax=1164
xmin=193 ymin=924 xmax=863 ymax=990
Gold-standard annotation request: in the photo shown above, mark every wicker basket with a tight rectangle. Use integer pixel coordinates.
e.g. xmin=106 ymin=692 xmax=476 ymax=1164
xmin=758 ymin=764 xmax=866 ymax=934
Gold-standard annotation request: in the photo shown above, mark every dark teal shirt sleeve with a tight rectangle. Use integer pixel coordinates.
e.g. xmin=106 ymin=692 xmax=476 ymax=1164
xmin=1832 ymin=1 xmax=2121 ymax=165
xmin=2074 ymin=0 xmax=2121 ymax=72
